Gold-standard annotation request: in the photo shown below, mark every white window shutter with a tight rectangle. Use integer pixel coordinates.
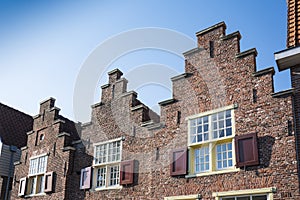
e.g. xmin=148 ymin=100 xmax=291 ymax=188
xmin=80 ymin=166 xmax=92 ymax=190
xmin=18 ymin=177 xmax=27 ymax=196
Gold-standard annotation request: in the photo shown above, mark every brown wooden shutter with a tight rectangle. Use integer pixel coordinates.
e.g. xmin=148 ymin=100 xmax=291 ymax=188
xmin=18 ymin=177 xmax=27 ymax=196
xmin=44 ymin=171 xmax=54 ymax=193
xmin=235 ymin=133 xmax=259 ymax=167
xmin=80 ymin=166 xmax=92 ymax=190
xmin=120 ymin=160 xmax=134 ymax=185
xmin=170 ymin=148 xmax=187 ymax=176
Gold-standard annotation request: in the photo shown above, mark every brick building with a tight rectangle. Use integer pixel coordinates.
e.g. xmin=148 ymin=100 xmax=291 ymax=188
xmin=0 ymin=103 xmax=33 ymax=200
xmin=10 ymin=98 xmax=82 ymax=199
xmin=10 ymin=0 xmax=300 ymax=199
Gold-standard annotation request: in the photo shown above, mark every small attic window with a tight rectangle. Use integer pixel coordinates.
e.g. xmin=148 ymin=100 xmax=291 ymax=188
xmin=40 ymin=134 xmax=45 ymax=141
xmin=209 ymin=41 xmax=214 ymax=58
xmin=112 ymin=85 xmax=115 ymax=99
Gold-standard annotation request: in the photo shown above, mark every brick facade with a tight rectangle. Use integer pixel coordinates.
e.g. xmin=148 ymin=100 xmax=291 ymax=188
xmin=65 ymin=22 xmax=299 ymax=200
xmin=11 ymin=98 xmax=81 ymax=200
xmin=10 ymin=2 xmax=300 ymax=200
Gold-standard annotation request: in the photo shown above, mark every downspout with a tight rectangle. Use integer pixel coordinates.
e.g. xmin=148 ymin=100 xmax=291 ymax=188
xmin=4 ymin=145 xmax=17 ymax=200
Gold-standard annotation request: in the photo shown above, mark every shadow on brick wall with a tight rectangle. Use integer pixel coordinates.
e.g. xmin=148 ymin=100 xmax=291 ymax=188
xmin=258 ymin=135 xmax=275 ymax=168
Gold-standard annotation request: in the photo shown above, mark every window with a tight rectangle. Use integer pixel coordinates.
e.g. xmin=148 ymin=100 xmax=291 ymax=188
xmin=212 ymin=188 xmax=275 ymax=200
xmin=27 ymin=155 xmax=48 ymax=195
xmin=92 ymin=138 xmax=122 ymax=189
xmin=188 ymin=105 xmax=237 ymax=175
xmin=221 ymin=195 xmax=267 ymax=200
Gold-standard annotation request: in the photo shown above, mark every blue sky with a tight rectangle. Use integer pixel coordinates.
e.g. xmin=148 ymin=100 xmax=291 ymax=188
xmin=0 ymin=0 xmax=289 ymax=122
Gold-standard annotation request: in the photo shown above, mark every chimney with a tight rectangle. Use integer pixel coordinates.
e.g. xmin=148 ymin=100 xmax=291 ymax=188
xmin=287 ymin=0 xmax=300 ymax=47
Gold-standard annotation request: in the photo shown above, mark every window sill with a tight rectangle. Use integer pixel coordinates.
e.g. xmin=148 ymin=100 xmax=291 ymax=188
xmin=25 ymin=193 xmax=46 ymax=198
xmin=94 ymin=185 xmax=122 ymax=191
xmin=185 ymin=168 xmax=240 ymax=178
xmin=189 ymin=135 xmax=235 ymax=147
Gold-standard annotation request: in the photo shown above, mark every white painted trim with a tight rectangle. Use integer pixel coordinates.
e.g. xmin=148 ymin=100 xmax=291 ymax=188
xmin=94 ymin=185 xmax=122 ymax=191
xmin=275 ymin=47 xmax=300 ymax=60
xmin=25 ymin=192 xmax=46 ymax=198
xmin=212 ymin=187 xmax=276 ymax=197
xmin=185 ymin=104 xmax=235 ymax=121
xmin=185 ymin=168 xmax=240 ymax=178
xmin=93 ymin=137 xmax=123 ymax=146
xmin=164 ymin=194 xmax=198 ymax=200
xmin=29 ymin=153 xmax=48 ymax=160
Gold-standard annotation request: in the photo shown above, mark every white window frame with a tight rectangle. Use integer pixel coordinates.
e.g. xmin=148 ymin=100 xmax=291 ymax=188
xmin=212 ymin=187 xmax=276 ymax=200
xmin=186 ymin=105 xmax=239 ymax=177
xmin=26 ymin=154 xmax=48 ymax=196
xmin=92 ymin=137 xmax=122 ymax=190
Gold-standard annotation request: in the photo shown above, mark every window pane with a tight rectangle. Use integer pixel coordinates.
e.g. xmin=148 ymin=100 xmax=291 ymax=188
xmin=226 ymin=119 xmax=232 ymax=126
xmin=217 ymin=161 xmax=222 ymax=168
xmin=218 ymin=112 xmax=224 ymax=120
xmin=212 ymin=114 xmax=217 ymax=121
xmin=109 ymin=165 xmax=120 ymax=186
xmin=203 ymin=116 xmax=208 ymax=123
xmin=197 ymin=118 xmax=202 ymax=125
xmin=226 ymin=128 xmax=232 ymax=136
xmin=219 ymin=130 xmax=225 ymax=138
xmin=195 ymin=147 xmax=210 ymax=172
xmin=213 ymin=122 xmax=218 ymax=130
xmin=252 ymin=195 xmax=267 ymax=200
xmin=204 ymin=124 xmax=209 ymax=132
xmin=204 ymin=133 xmax=208 ymax=141
xmin=226 ymin=110 xmax=231 ymax=118
xmin=37 ymin=175 xmax=44 ymax=193
xmin=213 ymin=131 xmax=218 ymax=139
xmin=197 ymin=135 xmax=203 ymax=142
xmin=96 ymin=167 xmax=106 ymax=188
xmin=197 ymin=126 xmax=202 ymax=133
xmin=237 ymin=197 xmax=250 ymax=200
xmin=228 ymin=142 xmax=232 ymax=150
xmin=191 ymin=127 xmax=196 ymax=134
xmin=28 ymin=177 xmax=37 ymax=195
xmin=190 ymin=135 xmax=196 ymax=143
xmin=191 ymin=119 xmax=196 ymax=126
xmin=216 ymin=142 xmax=233 ymax=170
xmin=219 ymin=120 xmax=224 ymax=128
xmin=228 ymin=159 xmax=233 ymax=167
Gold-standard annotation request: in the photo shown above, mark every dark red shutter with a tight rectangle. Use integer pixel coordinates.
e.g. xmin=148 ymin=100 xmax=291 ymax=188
xmin=170 ymin=148 xmax=187 ymax=176
xmin=120 ymin=160 xmax=134 ymax=185
xmin=80 ymin=166 xmax=92 ymax=190
xmin=18 ymin=177 xmax=27 ymax=196
xmin=235 ymin=133 xmax=259 ymax=167
xmin=44 ymin=171 xmax=54 ymax=193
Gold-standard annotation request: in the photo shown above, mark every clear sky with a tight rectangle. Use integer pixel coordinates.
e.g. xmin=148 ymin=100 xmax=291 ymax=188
xmin=0 ymin=0 xmax=289 ymax=123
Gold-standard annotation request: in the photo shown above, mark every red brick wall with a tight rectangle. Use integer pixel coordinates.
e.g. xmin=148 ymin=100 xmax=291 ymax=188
xmin=11 ymin=98 xmax=81 ymax=200
xmin=10 ymin=22 xmax=300 ymax=200
xmin=73 ymin=23 xmax=300 ymax=199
